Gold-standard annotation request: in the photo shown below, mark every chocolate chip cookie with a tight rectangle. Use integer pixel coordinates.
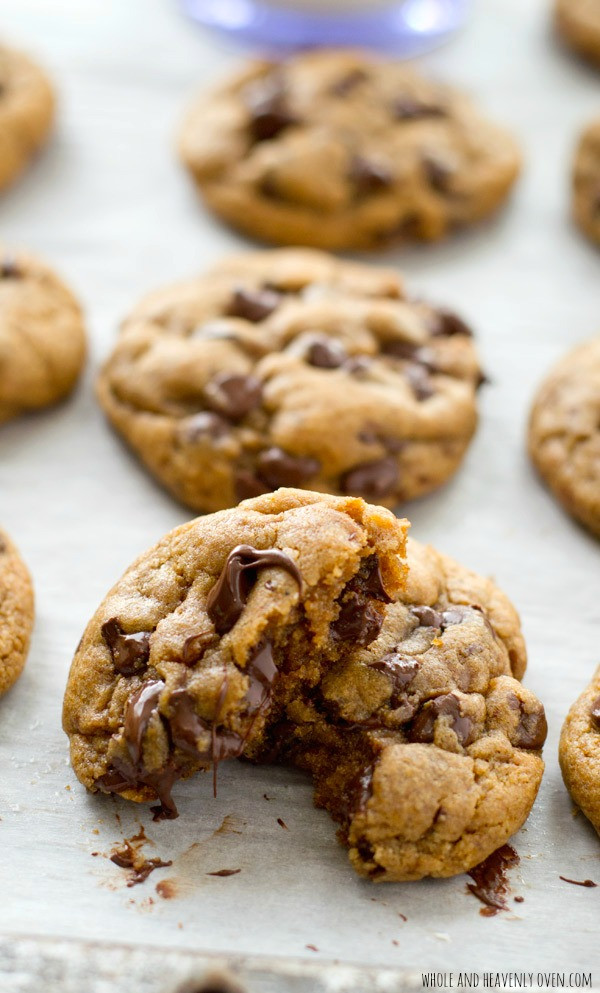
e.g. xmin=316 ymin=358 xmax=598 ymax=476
xmin=0 ymin=249 xmax=87 ymax=424
xmin=0 ymin=529 xmax=34 ymax=697
xmin=0 ymin=46 xmax=55 ymax=191
xmin=555 ymin=0 xmax=600 ymax=67
xmin=572 ymin=118 xmax=600 ymax=245
xmin=560 ymin=666 xmax=600 ymax=835
xmin=528 ymin=337 xmax=600 ymax=538
xmin=97 ymin=249 xmax=482 ymax=513
xmin=178 ymin=50 xmax=521 ymax=251
xmin=63 ymin=488 xmax=546 ymax=881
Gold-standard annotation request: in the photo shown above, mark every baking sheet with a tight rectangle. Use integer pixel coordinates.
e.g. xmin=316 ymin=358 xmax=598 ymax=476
xmin=0 ymin=0 xmax=599 ymax=981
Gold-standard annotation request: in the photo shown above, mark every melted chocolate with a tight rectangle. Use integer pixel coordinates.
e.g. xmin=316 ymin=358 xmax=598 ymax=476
xmin=422 ymin=154 xmax=454 ymax=193
xmin=168 ymin=689 xmax=211 ymax=756
xmin=590 ymin=696 xmax=600 ymax=730
xmin=467 ymin=845 xmax=520 ymax=915
xmin=206 ymin=544 xmax=303 ymax=635
xmin=244 ymin=639 xmax=278 ymax=714
xmin=409 ymin=693 xmax=473 ymax=746
xmin=101 ymin=619 xmax=150 ymax=677
xmin=181 ymin=630 xmax=214 ymax=666
xmin=124 ymin=680 xmax=164 ymax=764
xmin=371 ymin=653 xmax=419 ymax=708
xmin=234 ymin=468 xmax=268 ymax=501
xmin=349 ymin=555 xmax=392 ymax=603
xmin=331 ymin=592 xmax=384 ymax=647
xmin=559 ymin=876 xmax=597 ymax=888
xmin=405 ymin=363 xmax=435 ymax=401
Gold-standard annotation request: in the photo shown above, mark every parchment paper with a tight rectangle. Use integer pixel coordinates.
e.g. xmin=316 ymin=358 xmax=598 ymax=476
xmin=0 ymin=0 xmax=598 ymax=980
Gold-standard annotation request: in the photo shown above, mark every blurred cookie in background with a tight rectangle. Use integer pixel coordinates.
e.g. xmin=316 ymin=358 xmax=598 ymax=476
xmin=555 ymin=0 xmax=600 ymax=67
xmin=178 ymin=50 xmax=521 ymax=251
xmin=0 ymin=248 xmax=86 ymax=425
xmin=0 ymin=45 xmax=55 ymax=191
xmin=528 ymin=337 xmax=600 ymax=539
xmin=572 ymin=117 xmax=600 ymax=245
xmin=0 ymin=528 xmax=34 ymax=698
xmin=97 ymin=248 xmax=484 ymax=514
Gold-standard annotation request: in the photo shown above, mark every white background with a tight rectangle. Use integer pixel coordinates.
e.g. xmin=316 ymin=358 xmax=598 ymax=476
xmin=0 ymin=0 xmax=598 ymax=976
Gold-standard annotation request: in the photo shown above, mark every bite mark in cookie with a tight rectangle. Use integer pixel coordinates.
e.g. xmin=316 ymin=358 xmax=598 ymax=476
xmin=63 ymin=489 xmax=544 ymax=881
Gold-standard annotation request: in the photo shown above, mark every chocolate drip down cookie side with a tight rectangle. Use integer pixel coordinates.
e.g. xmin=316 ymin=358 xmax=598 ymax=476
xmin=178 ymin=49 xmax=521 ymax=251
xmin=63 ymin=489 xmax=547 ymax=882
xmin=97 ymin=248 xmax=483 ymax=513
xmin=0 ymin=529 xmax=34 ymax=697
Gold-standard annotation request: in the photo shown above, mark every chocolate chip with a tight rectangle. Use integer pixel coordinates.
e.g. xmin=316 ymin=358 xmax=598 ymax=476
xmin=349 ymin=155 xmax=393 ymax=196
xmin=246 ymin=78 xmax=297 ymax=142
xmin=306 ymin=337 xmax=347 ymax=369
xmin=206 ymin=544 xmax=303 ymax=635
xmin=234 ymin=469 xmax=268 ymax=502
xmin=204 ymin=373 xmax=262 ymax=420
xmin=124 ymin=680 xmax=165 ymax=764
xmin=341 ymin=457 xmax=399 ymax=500
xmin=422 ymin=154 xmax=454 ymax=193
xmin=409 ymin=693 xmax=473 ymax=746
xmin=256 ymin=447 xmax=320 ymax=488
xmin=383 ymin=341 xmax=436 ymax=370
xmin=182 ymin=412 xmax=230 ymax=444
xmin=341 ymin=763 xmax=374 ymax=821
xmin=371 ymin=653 xmax=419 ymax=708
xmin=410 ymin=604 xmax=471 ymax=630
xmin=411 ymin=605 xmax=443 ymax=628
xmin=0 ymin=256 xmax=21 ymax=279
xmin=226 ymin=287 xmax=281 ymax=323
xmin=331 ymin=591 xmax=384 ymax=647
xmin=101 ymin=619 xmax=150 ymax=677
xmin=244 ymin=639 xmax=278 ymax=716
xmin=344 ymin=355 xmax=372 ymax=377
xmin=393 ymin=97 xmax=446 ymax=120
xmin=330 ymin=67 xmax=368 ymax=96
xmin=591 ymin=696 xmax=600 ymax=731
xmin=507 ymin=694 xmax=548 ymax=750
xmin=430 ymin=308 xmax=473 ymax=338
xmin=182 ymin=631 xmax=214 ymax=666
xmin=348 ymin=555 xmax=392 ymax=603
xmin=405 ymin=363 xmax=435 ymax=401
xmin=168 ymin=689 xmax=210 ymax=756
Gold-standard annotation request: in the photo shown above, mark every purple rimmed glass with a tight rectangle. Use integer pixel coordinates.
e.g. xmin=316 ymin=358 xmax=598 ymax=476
xmin=180 ymin=0 xmax=469 ymax=56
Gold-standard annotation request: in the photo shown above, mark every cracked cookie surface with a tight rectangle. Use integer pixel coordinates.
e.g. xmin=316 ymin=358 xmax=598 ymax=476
xmin=97 ymin=248 xmax=482 ymax=513
xmin=572 ymin=118 xmax=600 ymax=245
xmin=560 ymin=665 xmax=600 ymax=834
xmin=63 ymin=488 xmax=545 ymax=881
xmin=528 ymin=337 xmax=600 ymax=538
xmin=178 ymin=49 xmax=521 ymax=251
xmin=0 ymin=529 xmax=34 ymax=697
xmin=0 ymin=248 xmax=87 ymax=424
xmin=555 ymin=0 xmax=600 ymax=66
xmin=0 ymin=46 xmax=54 ymax=190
